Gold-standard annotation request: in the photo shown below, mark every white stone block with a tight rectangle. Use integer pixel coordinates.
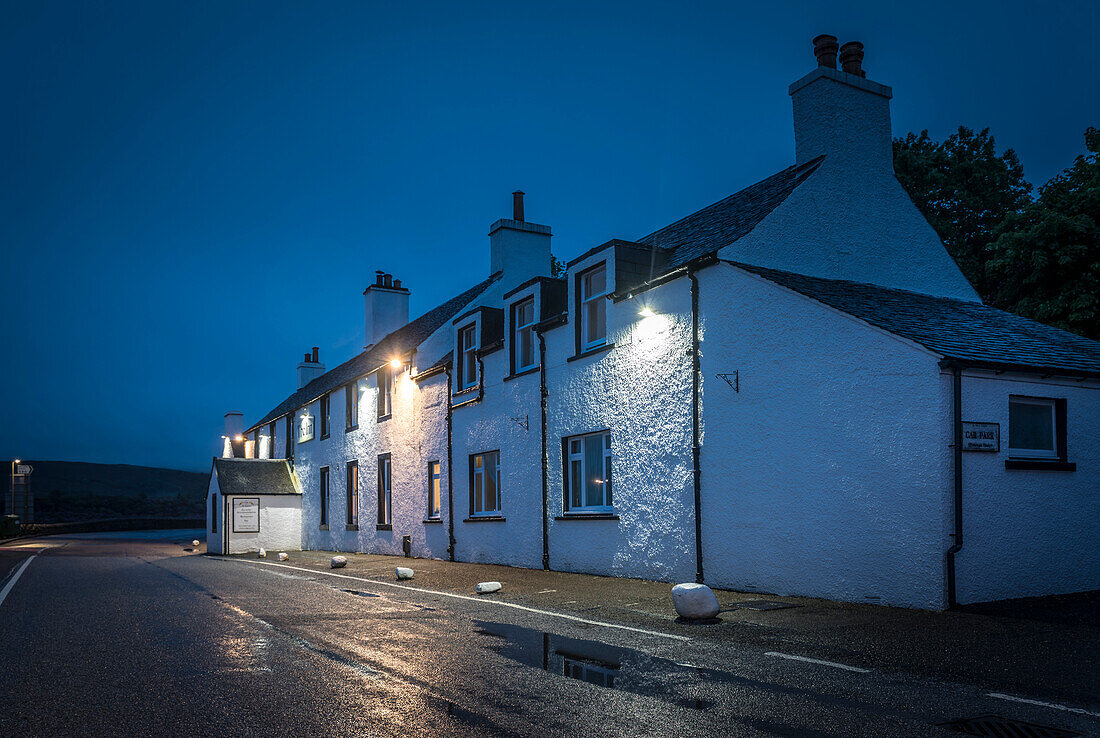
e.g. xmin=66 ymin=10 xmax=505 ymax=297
xmin=257 ymin=548 xmax=266 ymax=558
xmin=475 ymin=581 xmax=502 ymax=594
xmin=192 ymin=540 xmax=200 ymax=547
xmin=277 ymin=552 xmax=289 ymax=561
xmin=331 ymin=556 xmax=347 ymax=569
xmin=671 ymin=583 xmax=720 ymax=619
xmin=395 ymin=567 xmax=414 ymax=580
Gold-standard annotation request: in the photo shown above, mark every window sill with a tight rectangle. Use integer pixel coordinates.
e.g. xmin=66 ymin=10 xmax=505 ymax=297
xmin=376 ymin=524 xmax=392 ymax=531
xmin=320 ymin=433 xmax=330 ymax=441
xmin=463 ymin=516 xmax=506 ymax=523
xmin=555 ymin=513 xmax=619 ymax=521
xmin=453 ymin=386 xmax=479 ymax=399
xmin=345 ymin=524 xmax=359 ymax=531
xmin=453 ymin=394 xmax=481 ymax=410
xmin=345 ymin=425 xmax=358 ymax=434
xmin=1005 ymin=459 xmax=1076 ymax=471
xmin=319 ymin=524 xmax=329 ymax=531
xmin=423 ymin=518 xmax=443 ymax=525
xmin=377 ymin=414 xmax=392 ymax=423
xmin=567 ymin=343 xmax=614 ymax=363
xmin=504 ymin=366 xmax=540 ymax=382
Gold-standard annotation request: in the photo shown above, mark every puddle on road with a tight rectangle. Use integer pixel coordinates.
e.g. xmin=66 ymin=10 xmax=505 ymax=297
xmin=474 ymin=620 xmax=738 ymax=711
xmin=338 ymin=588 xmax=381 ymax=598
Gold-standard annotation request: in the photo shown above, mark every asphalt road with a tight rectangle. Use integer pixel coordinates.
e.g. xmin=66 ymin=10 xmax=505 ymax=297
xmin=1 ymin=532 xmax=1097 ymax=737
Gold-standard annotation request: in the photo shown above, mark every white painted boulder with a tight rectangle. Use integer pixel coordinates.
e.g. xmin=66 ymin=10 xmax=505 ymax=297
xmin=475 ymin=581 xmax=502 ymax=594
xmin=257 ymin=548 xmax=267 ymax=558
xmin=395 ymin=567 xmax=414 ymax=580
xmin=277 ymin=552 xmax=289 ymax=562
xmin=331 ymin=556 xmax=347 ymax=569
xmin=671 ymin=583 xmax=720 ymax=620
xmin=192 ymin=540 xmax=200 ymax=547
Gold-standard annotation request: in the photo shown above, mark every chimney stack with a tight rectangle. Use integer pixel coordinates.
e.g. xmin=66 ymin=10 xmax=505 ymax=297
xmin=297 ymin=349 xmax=326 ymax=389
xmin=813 ymin=34 xmax=838 ymax=68
xmin=364 ymin=272 xmax=410 ymax=348
xmin=489 ymin=190 xmax=551 ymax=290
xmin=839 ymin=41 xmax=865 ymax=77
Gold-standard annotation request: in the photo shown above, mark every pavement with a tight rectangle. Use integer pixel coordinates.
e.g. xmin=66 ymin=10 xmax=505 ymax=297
xmin=1 ymin=532 xmax=1098 ymax=737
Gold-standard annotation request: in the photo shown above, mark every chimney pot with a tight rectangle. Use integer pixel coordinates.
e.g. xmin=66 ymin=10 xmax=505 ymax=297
xmin=375 ymin=270 xmax=385 ymax=286
xmin=304 ymin=352 xmax=311 ymax=362
xmin=812 ymin=34 xmax=839 ymax=69
xmin=311 ymin=347 xmax=319 ymax=363
xmin=839 ymin=41 xmax=865 ymax=77
xmin=392 ymin=278 xmax=401 ymax=288
xmin=383 ymin=273 xmax=392 ymax=288
xmin=512 ymin=191 xmax=525 ymax=222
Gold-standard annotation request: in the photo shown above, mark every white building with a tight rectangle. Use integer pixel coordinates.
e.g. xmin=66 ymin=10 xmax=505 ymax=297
xmin=211 ymin=37 xmax=1100 ymax=610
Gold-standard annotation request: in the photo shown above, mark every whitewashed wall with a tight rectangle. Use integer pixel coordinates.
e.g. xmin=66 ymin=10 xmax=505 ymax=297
xmin=206 ymin=471 xmax=224 ymax=554
xmin=956 ymin=372 xmax=1100 ymax=604
xmin=698 ymin=262 xmax=952 ymax=609
xmin=223 ymin=494 xmax=303 ymax=554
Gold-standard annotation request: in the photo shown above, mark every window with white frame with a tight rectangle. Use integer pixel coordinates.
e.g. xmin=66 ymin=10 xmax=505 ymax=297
xmin=427 ymin=460 xmax=441 ymax=519
xmin=377 ymin=454 xmax=392 ymax=526
xmin=458 ymin=324 xmax=478 ymax=390
xmin=579 ymin=263 xmax=608 ymax=351
xmin=565 ymin=431 xmax=612 ymax=512
xmin=345 ymin=382 xmax=358 ymax=430
xmin=1008 ymin=396 xmax=1060 ymax=459
xmin=319 ymin=393 xmax=329 ymax=439
xmin=346 ymin=460 xmax=359 ymax=526
xmin=513 ymin=297 xmax=537 ymax=373
xmin=470 ymin=451 xmax=501 ymax=516
xmin=319 ymin=466 xmax=329 ymax=526
xmin=377 ymin=367 xmax=393 ymax=420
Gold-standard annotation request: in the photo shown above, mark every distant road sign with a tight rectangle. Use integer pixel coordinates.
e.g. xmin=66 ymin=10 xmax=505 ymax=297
xmin=15 ymin=465 xmax=32 ymax=475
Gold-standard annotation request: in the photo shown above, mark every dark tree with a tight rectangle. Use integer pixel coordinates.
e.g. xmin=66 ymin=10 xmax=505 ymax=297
xmin=986 ymin=128 xmax=1100 ymax=339
xmin=893 ymin=127 xmax=1032 ymax=299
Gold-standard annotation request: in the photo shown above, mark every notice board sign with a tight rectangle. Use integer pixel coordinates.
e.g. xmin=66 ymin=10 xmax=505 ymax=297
xmin=233 ymin=498 xmax=260 ymax=533
xmin=962 ymin=422 xmax=1000 ymax=452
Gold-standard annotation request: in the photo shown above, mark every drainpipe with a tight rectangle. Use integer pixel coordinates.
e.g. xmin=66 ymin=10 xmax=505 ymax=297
xmin=444 ymin=365 xmax=456 ymax=561
xmin=538 ymin=328 xmax=550 ymax=570
xmin=688 ymin=269 xmax=704 ymax=584
xmin=945 ymin=363 xmax=964 ymax=608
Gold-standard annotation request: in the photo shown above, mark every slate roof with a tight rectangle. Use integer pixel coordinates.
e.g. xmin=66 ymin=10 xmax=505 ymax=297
xmin=732 ymin=261 xmax=1100 ymax=377
xmin=639 ymin=156 xmax=824 ymax=268
xmin=247 ymin=273 xmax=500 ymax=431
xmin=213 ymin=458 xmax=299 ymax=496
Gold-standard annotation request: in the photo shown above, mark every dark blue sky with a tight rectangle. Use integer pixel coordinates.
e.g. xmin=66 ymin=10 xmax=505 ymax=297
xmin=2 ymin=1 xmax=1097 ymax=471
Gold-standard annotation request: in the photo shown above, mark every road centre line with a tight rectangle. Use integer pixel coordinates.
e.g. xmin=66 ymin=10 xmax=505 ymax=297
xmin=988 ymin=692 xmax=1100 ymax=719
xmin=0 ymin=554 xmax=38 ymax=608
xmin=222 ymin=558 xmax=690 ymax=642
xmin=765 ymin=651 xmax=870 ymax=673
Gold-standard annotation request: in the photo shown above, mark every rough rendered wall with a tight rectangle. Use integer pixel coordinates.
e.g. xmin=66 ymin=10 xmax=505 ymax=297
xmin=699 ymin=263 xmax=951 ymax=609
xmin=956 ymin=373 xmax=1100 ymax=604
xmin=226 ymin=494 xmax=302 ymax=554
xmin=206 ymin=471 xmax=222 ymax=554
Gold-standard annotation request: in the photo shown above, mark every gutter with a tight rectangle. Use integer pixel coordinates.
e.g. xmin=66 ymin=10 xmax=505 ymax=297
xmin=688 ymin=268 xmax=705 ymax=584
xmin=943 ymin=361 xmax=964 ymax=608
xmin=537 ymin=324 xmax=551 ymax=570
xmin=444 ymin=365 xmax=457 ymax=561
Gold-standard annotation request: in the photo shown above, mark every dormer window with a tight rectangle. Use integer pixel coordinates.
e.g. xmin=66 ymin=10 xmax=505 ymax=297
xmin=579 ymin=263 xmax=608 ymax=351
xmin=458 ymin=324 xmax=478 ymax=390
xmin=513 ymin=297 xmax=537 ymax=373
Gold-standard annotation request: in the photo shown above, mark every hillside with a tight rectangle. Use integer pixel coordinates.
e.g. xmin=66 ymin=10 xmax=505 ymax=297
xmin=17 ymin=460 xmax=208 ymax=523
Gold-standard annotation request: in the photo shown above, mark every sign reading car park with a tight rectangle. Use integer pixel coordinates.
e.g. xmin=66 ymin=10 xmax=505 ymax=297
xmin=15 ymin=465 xmax=32 ymax=475
xmin=233 ymin=498 xmax=260 ymax=533
xmin=962 ymin=422 xmax=999 ymax=452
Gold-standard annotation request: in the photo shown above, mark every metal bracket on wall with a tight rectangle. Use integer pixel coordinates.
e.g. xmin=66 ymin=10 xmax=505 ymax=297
xmin=511 ymin=414 xmax=529 ymax=431
xmin=717 ymin=372 xmax=739 ymax=393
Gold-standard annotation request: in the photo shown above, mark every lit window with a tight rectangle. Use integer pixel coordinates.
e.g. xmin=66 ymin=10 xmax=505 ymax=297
xmin=579 ymin=264 xmax=608 ymax=352
xmin=320 ymin=394 xmax=329 ymax=439
xmin=377 ymin=454 xmax=392 ymax=526
xmin=377 ymin=368 xmax=393 ymax=420
xmin=1008 ymin=396 xmax=1059 ymax=459
xmin=470 ymin=451 xmax=501 ymax=516
xmin=319 ymin=466 xmax=329 ymax=526
xmin=346 ymin=460 xmax=359 ymax=526
xmin=458 ymin=324 xmax=478 ymax=390
xmin=428 ymin=460 xmax=441 ymax=519
xmin=565 ymin=431 xmax=612 ymax=512
xmin=513 ymin=297 xmax=537 ymax=373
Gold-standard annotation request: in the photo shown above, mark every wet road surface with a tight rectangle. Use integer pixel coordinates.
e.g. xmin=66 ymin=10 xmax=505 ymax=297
xmin=1 ymin=531 xmax=1097 ymax=737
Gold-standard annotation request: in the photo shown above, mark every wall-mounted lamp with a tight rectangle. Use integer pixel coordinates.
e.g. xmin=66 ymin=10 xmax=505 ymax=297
xmin=389 ymin=358 xmax=403 ymax=369
xmin=638 ymin=307 xmax=656 ymax=317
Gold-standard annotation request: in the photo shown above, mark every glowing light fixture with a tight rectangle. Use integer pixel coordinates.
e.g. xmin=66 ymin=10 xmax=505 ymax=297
xmin=13 ymin=459 xmax=20 ymax=464
xmin=234 ymin=435 xmax=244 ymax=442
xmin=389 ymin=358 xmax=403 ymax=369
xmin=638 ymin=307 xmax=656 ymax=317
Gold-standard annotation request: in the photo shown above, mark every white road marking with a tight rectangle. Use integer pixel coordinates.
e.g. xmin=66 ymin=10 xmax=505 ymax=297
xmin=223 ymin=558 xmax=691 ymax=642
xmin=765 ymin=651 xmax=870 ymax=673
xmin=535 ymin=589 xmax=556 ymax=594
xmin=988 ymin=692 xmax=1100 ymax=719
xmin=0 ymin=554 xmax=37 ymax=608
